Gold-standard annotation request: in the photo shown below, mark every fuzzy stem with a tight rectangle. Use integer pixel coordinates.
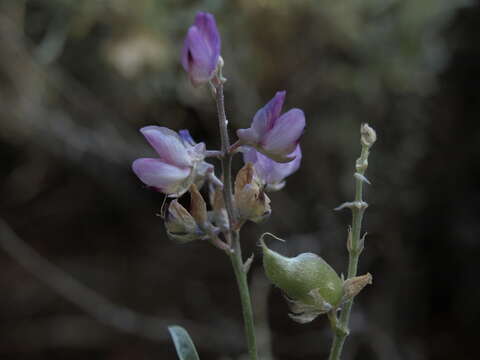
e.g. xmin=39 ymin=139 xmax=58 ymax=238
xmin=328 ymin=140 xmax=372 ymax=360
xmin=214 ymin=80 xmax=259 ymax=360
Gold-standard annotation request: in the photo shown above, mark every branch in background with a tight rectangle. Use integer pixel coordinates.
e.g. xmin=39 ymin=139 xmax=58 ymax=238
xmin=0 ymin=218 xmax=243 ymax=352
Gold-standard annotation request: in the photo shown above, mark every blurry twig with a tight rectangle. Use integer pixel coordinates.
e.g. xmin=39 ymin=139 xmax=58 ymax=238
xmin=0 ymin=217 xmax=242 ymax=352
xmin=33 ymin=10 xmax=69 ymax=65
xmin=0 ymin=13 xmax=144 ymax=165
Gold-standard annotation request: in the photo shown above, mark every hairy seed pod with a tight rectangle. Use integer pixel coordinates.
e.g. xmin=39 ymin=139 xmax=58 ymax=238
xmin=261 ymin=237 xmax=343 ymax=309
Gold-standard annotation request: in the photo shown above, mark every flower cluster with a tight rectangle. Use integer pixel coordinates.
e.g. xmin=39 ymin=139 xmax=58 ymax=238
xmin=132 ymin=12 xmax=306 ymax=245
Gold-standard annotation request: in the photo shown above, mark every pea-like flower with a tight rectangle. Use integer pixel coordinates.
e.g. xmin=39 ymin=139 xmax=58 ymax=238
xmin=181 ymin=12 xmax=221 ymax=86
xmin=243 ymin=145 xmax=302 ymax=191
xmin=236 ymin=91 xmax=305 ymax=163
xmin=132 ymin=126 xmax=206 ymax=196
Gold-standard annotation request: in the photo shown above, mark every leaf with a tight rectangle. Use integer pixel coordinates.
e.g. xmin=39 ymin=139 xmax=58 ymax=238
xmin=168 ymin=325 xmax=200 ymax=360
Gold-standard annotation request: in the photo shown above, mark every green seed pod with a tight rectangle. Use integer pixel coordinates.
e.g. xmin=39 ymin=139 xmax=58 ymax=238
xmin=261 ymin=234 xmax=343 ymax=322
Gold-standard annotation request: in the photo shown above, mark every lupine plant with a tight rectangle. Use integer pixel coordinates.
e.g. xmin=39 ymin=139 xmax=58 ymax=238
xmin=132 ymin=12 xmax=376 ymax=360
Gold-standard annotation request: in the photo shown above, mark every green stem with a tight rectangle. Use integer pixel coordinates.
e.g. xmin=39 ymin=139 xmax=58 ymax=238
xmin=214 ymin=79 xmax=259 ymax=360
xmin=230 ymin=232 xmax=259 ymax=360
xmin=328 ymin=144 xmax=371 ymax=360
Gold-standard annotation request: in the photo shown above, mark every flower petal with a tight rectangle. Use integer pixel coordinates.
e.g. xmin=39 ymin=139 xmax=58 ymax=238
xmin=237 ymin=91 xmax=286 ymax=145
xmin=194 ymin=12 xmax=220 ymax=62
xmin=179 ymin=129 xmax=196 ymax=146
xmin=181 ymin=27 xmax=212 ymax=84
xmin=266 ymin=145 xmax=302 ymax=184
xmin=243 ymin=145 xmax=302 ymax=185
xmin=140 ymin=126 xmax=192 ymax=168
xmin=252 ymin=91 xmax=285 ymax=136
xmin=262 ymin=108 xmax=305 ymax=155
xmin=237 ymin=128 xmax=260 ymax=144
xmin=132 ymin=158 xmax=190 ymax=194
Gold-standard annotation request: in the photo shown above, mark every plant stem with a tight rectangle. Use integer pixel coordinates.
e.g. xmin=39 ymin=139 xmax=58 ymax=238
xmin=328 ymin=142 xmax=371 ymax=360
xmin=230 ymin=231 xmax=259 ymax=360
xmin=215 ymin=82 xmax=236 ymax=224
xmin=214 ymin=80 xmax=259 ymax=360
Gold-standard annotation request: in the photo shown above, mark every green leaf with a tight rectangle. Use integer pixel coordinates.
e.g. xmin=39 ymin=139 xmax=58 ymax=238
xmin=168 ymin=325 xmax=200 ymax=360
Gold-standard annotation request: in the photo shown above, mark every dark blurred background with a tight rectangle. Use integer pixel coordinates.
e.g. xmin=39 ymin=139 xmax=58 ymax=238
xmin=1 ymin=0 xmax=479 ymax=359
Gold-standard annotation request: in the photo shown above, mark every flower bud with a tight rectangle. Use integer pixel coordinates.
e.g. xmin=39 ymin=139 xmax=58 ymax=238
xmin=181 ymin=12 xmax=221 ymax=86
xmin=360 ymin=123 xmax=377 ymax=147
xmin=234 ymin=163 xmax=271 ymax=223
xmin=261 ymin=235 xmax=343 ymax=322
xmin=165 ymin=200 xmax=204 ymax=243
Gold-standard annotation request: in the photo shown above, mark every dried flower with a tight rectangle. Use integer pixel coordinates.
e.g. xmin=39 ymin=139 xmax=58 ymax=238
xmin=164 ymin=185 xmax=212 ymax=243
xmin=189 ymin=184 xmax=208 ymax=225
xmin=242 ymin=145 xmax=302 ymax=191
xmin=165 ymin=200 xmax=204 ymax=243
xmin=360 ymin=123 xmax=377 ymax=147
xmin=132 ymin=126 xmax=206 ymax=196
xmin=234 ymin=163 xmax=271 ymax=223
xmin=237 ymin=91 xmax=305 ymax=162
xmin=181 ymin=12 xmax=221 ymax=86
xmin=208 ymin=182 xmax=229 ymax=230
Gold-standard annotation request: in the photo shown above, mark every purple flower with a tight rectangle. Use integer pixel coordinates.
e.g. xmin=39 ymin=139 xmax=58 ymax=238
xmin=132 ymin=126 xmax=206 ymax=196
xmin=237 ymin=91 xmax=305 ymax=163
xmin=243 ymin=145 xmax=302 ymax=191
xmin=181 ymin=12 xmax=221 ymax=86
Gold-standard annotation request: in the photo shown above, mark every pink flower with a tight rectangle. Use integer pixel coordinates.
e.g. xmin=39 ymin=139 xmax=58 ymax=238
xmin=237 ymin=91 xmax=305 ymax=162
xmin=181 ymin=12 xmax=221 ymax=86
xmin=132 ymin=126 xmax=206 ymax=196
xmin=243 ymin=145 xmax=302 ymax=191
